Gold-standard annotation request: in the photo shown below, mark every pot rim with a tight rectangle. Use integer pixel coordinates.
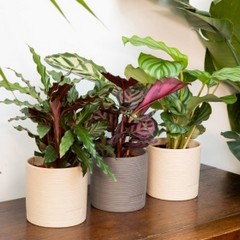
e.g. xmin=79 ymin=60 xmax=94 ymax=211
xmin=26 ymin=156 xmax=82 ymax=171
xmin=104 ymin=149 xmax=146 ymax=161
xmin=148 ymin=138 xmax=201 ymax=152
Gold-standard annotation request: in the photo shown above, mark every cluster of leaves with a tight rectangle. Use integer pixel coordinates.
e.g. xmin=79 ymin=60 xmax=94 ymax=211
xmin=45 ymin=52 xmax=186 ymax=157
xmin=0 ymin=47 xmax=114 ymax=178
xmin=122 ymin=35 xmax=240 ymax=149
xmin=170 ymin=0 xmax=240 ymax=159
xmin=91 ymin=73 xmax=186 ymax=157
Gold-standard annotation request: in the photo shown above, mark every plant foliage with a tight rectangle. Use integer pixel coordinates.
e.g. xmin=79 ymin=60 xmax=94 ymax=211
xmin=170 ymin=0 xmax=240 ymax=158
xmin=0 ymin=47 xmax=114 ymax=179
xmin=123 ymin=35 xmax=240 ymax=149
xmin=45 ymin=52 xmax=187 ymax=157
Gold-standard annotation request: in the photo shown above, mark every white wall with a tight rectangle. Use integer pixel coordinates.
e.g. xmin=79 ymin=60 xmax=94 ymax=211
xmin=0 ymin=0 xmax=239 ymax=202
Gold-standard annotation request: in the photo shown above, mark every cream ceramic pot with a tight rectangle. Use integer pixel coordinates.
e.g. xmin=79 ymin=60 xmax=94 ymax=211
xmin=26 ymin=157 xmax=88 ymax=228
xmin=147 ymin=139 xmax=201 ymax=201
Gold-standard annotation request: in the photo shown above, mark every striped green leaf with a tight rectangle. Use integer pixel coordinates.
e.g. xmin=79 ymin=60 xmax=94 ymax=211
xmin=45 ymin=53 xmax=106 ymax=82
xmin=139 ymin=53 xmax=185 ymax=79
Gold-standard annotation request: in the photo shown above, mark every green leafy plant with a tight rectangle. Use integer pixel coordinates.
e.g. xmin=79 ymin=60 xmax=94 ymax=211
xmin=168 ymin=0 xmax=240 ymax=159
xmin=45 ymin=53 xmax=187 ymax=157
xmin=122 ymin=35 xmax=240 ymax=149
xmin=0 ymin=47 xmax=114 ymax=178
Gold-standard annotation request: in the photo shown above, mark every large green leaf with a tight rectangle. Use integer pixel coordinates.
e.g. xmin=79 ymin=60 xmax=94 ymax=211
xmin=122 ymin=35 xmax=188 ymax=68
xmin=176 ymin=0 xmax=240 ymax=68
xmin=138 ymin=53 xmax=185 ymax=79
xmin=210 ymin=0 xmax=240 ymax=40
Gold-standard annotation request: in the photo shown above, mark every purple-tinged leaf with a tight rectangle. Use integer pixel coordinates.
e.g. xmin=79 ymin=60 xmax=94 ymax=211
xmin=134 ymin=78 xmax=187 ymax=114
xmin=130 ymin=114 xmax=158 ymax=140
xmin=101 ymin=72 xmax=138 ymax=90
xmin=118 ymin=86 xmax=145 ymax=108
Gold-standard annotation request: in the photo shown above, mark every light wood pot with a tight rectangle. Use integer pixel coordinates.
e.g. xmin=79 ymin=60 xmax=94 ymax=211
xmin=90 ymin=150 xmax=148 ymax=212
xmin=147 ymin=139 xmax=201 ymax=201
xmin=26 ymin=157 xmax=88 ymax=228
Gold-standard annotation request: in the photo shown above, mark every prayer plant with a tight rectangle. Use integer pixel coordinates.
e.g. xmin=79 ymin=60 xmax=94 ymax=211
xmin=92 ymin=73 xmax=186 ymax=158
xmin=0 ymin=47 xmax=114 ymax=178
xmin=122 ymin=35 xmax=240 ymax=149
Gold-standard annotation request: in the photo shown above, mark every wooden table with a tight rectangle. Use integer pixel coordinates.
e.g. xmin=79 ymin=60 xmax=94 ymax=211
xmin=1 ymin=165 xmax=240 ymax=240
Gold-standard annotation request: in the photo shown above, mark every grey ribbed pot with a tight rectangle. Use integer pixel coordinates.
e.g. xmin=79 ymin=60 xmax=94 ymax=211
xmin=90 ymin=151 xmax=147 ymax=212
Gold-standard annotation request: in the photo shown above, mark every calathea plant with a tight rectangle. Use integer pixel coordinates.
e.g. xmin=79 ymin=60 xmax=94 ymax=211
xmin=122 ymin=35 xmax=240 ymax=149
xmin=0 ymin=47 xmax=114 ymax=178
xmin=91 ymin=72 xmax=187 ymax=158
xmin=44 ymin=52 xmax=187 ymax=158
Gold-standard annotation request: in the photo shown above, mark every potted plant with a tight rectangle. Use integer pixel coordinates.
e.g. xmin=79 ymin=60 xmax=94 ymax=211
xmin=44 ymin=52 xmax=187 ymax=212
xmin=160 ymin=0 xmax=240 ymax=164
xmin=122 ymin=35 xmax=240 ymax=200
xmin=90 ymin=72 xmax=186 ymax=212
xmin=0 ymin=47 xmax=114 ymax=227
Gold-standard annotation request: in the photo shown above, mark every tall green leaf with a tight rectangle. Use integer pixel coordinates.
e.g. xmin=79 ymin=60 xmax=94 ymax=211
xmin=29 ymin=46 xmax=50 ymax=93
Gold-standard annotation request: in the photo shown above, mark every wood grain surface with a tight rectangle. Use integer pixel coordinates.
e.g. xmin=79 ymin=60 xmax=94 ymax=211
xmin=1 ymin=165 xmax=240 ymax=240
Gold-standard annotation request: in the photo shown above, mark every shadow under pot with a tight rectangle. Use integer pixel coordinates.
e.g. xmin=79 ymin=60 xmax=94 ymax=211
xmin=147 ymin=138 xmax=201 ymax=201
xmin=90 ymin=150 xmax=148 ymax=212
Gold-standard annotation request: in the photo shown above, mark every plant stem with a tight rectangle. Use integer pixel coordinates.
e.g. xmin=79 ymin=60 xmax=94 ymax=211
xmin=182 ymin=125 xmax=196 ymax=149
